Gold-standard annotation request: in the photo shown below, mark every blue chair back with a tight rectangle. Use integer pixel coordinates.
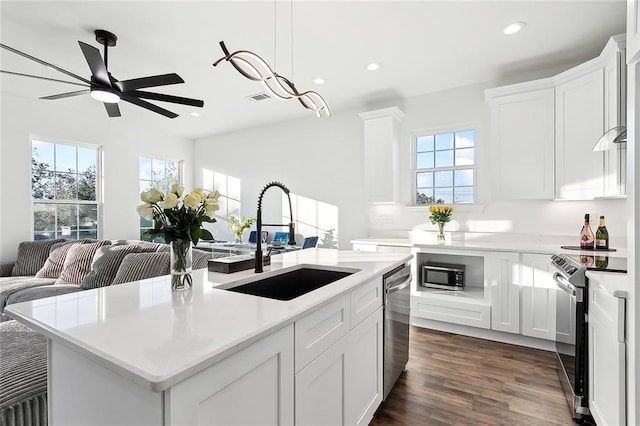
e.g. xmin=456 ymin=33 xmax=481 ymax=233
xmin=302 ymin=236 xmax=319 ymax=249
xmin=273 ymin=231 xmax=289 ymax=245
xmin=248 ymin=231 xmax=268 ymax=243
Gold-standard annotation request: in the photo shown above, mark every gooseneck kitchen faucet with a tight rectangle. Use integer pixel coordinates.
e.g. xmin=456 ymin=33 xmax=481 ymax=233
xmin=255 ymin=181 xmax=297 ymax=273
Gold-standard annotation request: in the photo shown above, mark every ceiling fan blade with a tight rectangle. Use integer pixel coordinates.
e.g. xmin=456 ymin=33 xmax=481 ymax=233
xmin=116 ymin=73 xmax=184 ymax=92
xmin=121 ymin=94 xmax=178 ymax=118
xmin=39 ymin=89 xmax=90 ymax=100
xmin=0 ymin=70 xmax=90 ymax=88
xmin=104 ymin=102 xmax=121 ymax=117
xmin=131 ymin=90 xmax=204 ymax=107
xmin=0 ymin=43 xmax=92 ymax=85
xmin=78 ymin=41 xmax=110 ymax=86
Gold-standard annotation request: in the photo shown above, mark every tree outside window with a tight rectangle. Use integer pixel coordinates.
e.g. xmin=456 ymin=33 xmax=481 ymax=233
xmin=32 ymin=140 xmax=100 ymax=240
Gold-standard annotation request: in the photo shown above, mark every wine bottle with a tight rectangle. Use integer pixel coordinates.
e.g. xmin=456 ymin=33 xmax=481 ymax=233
xmin=580 ymin=214 xmax=594 ymax=249
xmin=595 ymin=216 xmax=609 ymax=249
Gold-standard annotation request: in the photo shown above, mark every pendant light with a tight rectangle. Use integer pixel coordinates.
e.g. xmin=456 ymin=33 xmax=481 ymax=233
xmin=212 ymin=0 xmax=330 ymax=117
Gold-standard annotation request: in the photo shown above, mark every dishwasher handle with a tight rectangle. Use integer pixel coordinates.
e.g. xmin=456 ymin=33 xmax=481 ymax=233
xmin=553 ymin=272 xmax=576 ymax=296
xmin=386 ymin=275 xmax=411 ymax=295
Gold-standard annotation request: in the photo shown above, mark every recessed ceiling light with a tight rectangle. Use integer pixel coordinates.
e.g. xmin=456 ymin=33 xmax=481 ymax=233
xmin=190 ymin=112 xmax=201 ymax=117
xmin=313 ymin=78 xmax=325 ymax=85
xmin=503 ymin=22 xmax=526 ymax=35
xmin=367 ymin=63 xmax=380 ymax=71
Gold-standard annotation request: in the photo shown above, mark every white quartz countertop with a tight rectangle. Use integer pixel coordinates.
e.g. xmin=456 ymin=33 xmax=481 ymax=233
xmin=351 ymin=236 xmax=627 ymax=257
xmin=6 ymin=249 xmax=411 ymax=392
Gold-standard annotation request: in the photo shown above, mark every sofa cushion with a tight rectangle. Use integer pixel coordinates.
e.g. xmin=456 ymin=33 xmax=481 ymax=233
xmin=80 ymin=245 xmax=141 ymax=290
xmin=0 ymin=277 xmax=56 ymax=321
xmin=35 ymin=239 xmax=96 ymax=279
xmin=56 ymin=241 xmax=111 ymax=285
xmin=0 ymin=262 xmax=14 ymax=278
xmin=112 ymin=240 xmax=163 ymax=253
xmin=0 ymin=320 xmax=47 ymax=425
xmin=11 ymin=239 xmax=66 ymax=276
xmin=112 ymin=252 xmax=170 ymax=285
xmin=192 ymin=248 xmax=212 ymax=270
xmin=6 ymin=284 xmax=84 ymax=306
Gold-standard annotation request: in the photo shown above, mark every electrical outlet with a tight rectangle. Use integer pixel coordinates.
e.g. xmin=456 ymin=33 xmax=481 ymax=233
xmin=379 ymin=214 xmax=394 ymax=225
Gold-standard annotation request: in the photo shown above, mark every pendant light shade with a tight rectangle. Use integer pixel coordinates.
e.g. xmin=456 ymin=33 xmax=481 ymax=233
xmin=593 ymin=126 xmax=627 ymax=151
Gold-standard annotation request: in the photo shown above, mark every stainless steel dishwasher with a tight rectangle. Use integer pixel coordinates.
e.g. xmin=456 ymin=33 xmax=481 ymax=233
xmin=383 ymin=262 xmax=412 ymax=400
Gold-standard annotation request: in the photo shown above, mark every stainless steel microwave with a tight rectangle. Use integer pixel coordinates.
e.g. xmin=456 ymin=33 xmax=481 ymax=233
xmin=421 ymin=262 xmax=465 ymax=290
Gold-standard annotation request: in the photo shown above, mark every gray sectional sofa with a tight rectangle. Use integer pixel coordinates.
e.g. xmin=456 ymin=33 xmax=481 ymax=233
xmin=0 ymin=238 xmax=224 ymax=426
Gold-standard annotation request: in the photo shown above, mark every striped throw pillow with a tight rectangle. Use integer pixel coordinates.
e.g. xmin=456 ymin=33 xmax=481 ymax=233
xmin=111 ymin=252 xmax=170 ymax=285
xmin=35 ymin=239 xmax=97 ymax=279
xmin=56 ymin=241 xmax=111 ymax=285
xmin=11 ymin=239 xmax=67 ymax=276
xmin=80 ymin=245 xmax=141 ymax=290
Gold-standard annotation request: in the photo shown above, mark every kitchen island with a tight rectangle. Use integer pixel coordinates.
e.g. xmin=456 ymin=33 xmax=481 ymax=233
xmin=6 ymin=248 xmax=411 ymax=426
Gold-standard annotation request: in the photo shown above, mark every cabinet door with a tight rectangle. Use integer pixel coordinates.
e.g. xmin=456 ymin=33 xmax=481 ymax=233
xmin=295 ymin=330 xmax=349 ymax=426
xmin=346 ymin=307 xmax=383 ymax=426
xmin=488 ymin=252 xmax=520 ymax=334
xmin=629 ymin=0 xmax=640 ymax=64
xmin=520 ymin=254 xmax=557 ymax=340
xmin=555 ymin=69 xmax=604 ymax=199
xmin=489 ymin=88 xmax=555 ymax=199
xmin=166 ymin=325 xmax=294 ymax=426
xmin=603 ymin=49 xmax=627 ymax=197
xmin=588 ymin=282 xmax=626 ymax=426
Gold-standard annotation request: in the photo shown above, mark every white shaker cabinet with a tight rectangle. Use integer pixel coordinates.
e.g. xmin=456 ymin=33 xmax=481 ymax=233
xmin=359 ymin=107 xmax=405 ymax=203
xmin=520 ymin=254 xmax=557 ymax=341
xmin=555 ymin=68 xmax=604 ymax=200
xmin=588 ymin=276 xmax=627 ymax=426
xmin=166 ymin=324 xmax=294 ymax=426
xmin=629 ymin=0 xmax=640 ymax=63
xmin=488 ymin=252 xmax=520 ymax=334
xmin=485 ymin=83 xmax=555 ymax=200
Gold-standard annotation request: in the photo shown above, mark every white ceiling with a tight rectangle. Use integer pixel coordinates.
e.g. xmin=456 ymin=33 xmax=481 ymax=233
xmin=0 ymin=0 xmax=626 ymax=140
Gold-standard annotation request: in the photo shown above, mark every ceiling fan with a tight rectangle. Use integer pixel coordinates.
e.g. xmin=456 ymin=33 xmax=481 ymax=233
xmin=0 ymin=29 xmax=204 ymax=118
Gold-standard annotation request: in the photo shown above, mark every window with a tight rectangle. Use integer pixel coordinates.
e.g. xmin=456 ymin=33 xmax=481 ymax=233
xmin=202 ymin=169 xmax=241 ymax=221
xmin=139 ymin=156 xmax=182 ymax=240
xmin=413 ymin=129 xmax=475 ymax=205
xmin=31 ymin=140 xmax=100 ymax=240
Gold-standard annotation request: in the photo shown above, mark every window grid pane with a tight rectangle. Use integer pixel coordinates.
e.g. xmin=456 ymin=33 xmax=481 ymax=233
xmin=139 ymin=156 xmax=183 ymax=241
xmin=414 ymin=130 xmax=476 ymax=205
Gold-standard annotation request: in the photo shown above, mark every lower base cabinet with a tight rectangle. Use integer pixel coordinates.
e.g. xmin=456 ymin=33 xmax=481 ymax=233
xmin=295 ymin=307 xmax=383 ymax=426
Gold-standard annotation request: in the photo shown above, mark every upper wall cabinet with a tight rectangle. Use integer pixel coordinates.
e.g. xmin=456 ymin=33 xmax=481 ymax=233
xmin=359 ymin=107 xmax=405 ymax=203
xmin=486 ymin=35 xmax=626 ymax=201
xmin=628 ymin=0 xmax=640 ymax=63
xmin=554 ymin=68 xmax=604 ymax=200
xmin=485 ymin=81 xmax=555 ymax=200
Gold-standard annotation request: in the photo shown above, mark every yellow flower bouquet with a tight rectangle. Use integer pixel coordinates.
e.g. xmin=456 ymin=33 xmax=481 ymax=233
xmin=428 ymin=205 xmax=454 ymax=241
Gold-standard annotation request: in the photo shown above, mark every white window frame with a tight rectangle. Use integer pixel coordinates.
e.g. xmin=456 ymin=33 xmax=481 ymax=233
xmin=411 ymin=124 xmax=478 ymax=206
xmin=30 ymin=137 xmax=103 ymax=240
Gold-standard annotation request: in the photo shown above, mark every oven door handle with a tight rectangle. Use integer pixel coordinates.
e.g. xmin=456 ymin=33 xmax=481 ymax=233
xmin=386 ymin=275 xmax=412 ymax=295
xmin=553 ymin=272 xmax=576 ymax=296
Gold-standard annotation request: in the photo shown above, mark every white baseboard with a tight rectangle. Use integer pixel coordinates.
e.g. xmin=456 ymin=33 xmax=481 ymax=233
xmin=411 ymin=317 xmax=557 ymax=352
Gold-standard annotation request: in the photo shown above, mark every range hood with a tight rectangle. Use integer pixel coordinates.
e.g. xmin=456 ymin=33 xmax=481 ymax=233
xmin=592 ymin=125 xmax=627 ymax=151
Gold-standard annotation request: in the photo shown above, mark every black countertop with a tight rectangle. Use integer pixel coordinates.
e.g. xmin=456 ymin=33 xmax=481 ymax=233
xmin=567 ymin=254 xmax=627 ymax=273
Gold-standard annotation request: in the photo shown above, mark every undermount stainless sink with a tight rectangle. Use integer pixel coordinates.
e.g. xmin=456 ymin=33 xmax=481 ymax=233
xmin=223 ymin=267 xmax=354 ymax=301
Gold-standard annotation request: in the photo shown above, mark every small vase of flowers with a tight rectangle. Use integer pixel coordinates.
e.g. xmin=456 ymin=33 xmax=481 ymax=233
xmin=428 ymin=205 xmax=454 ymax=243
xmin=228 ymin=215 xmax=257 ymax=243
xmin=137 ymin=184 xmax=220 ymax=291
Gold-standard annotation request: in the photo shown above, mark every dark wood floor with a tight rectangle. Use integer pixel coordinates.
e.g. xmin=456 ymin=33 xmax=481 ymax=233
xmin=371 ymin=326 xmax=574 ymax=426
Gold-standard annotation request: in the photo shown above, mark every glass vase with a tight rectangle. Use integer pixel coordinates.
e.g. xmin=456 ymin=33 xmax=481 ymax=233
xmin=170 ymin=239 xmax=193 ymax=291
xmin=437 ymin=222 xmax=446 ymax=243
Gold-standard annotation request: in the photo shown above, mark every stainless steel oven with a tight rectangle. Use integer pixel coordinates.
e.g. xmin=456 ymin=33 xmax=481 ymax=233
xmin=550 ymin=254 xmax=592 ymax=423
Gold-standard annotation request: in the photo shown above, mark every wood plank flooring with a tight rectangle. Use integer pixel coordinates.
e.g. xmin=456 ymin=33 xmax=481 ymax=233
xmin=371 ymin=326 xmax=574 ymax=425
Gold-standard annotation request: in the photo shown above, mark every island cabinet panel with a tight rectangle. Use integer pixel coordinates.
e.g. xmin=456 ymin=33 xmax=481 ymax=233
xmin=520 ymin=254 xmax=557 ymax=341
xmin=488 ymin=252 xmax=520 ymax=334
xmin=48 ymin=341 xmax=163 ymax=426
xmin=555 ymin=68 xmax=604 ymax=200
xmin=350 ymin=276 xmax=382 ymax=327
xmin=295 ymin=307 xmax=383 ymax=426
xmin=295 ymin=294 xmax=351 ymax=373
xmin=486 ymin=86 xmax=555 ymax=200
xmin=166 ymin=324 xmax=294 ymax=426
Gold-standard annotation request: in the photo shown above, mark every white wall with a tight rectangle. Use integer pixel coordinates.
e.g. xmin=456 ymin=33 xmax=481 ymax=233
xmin=193 ymin=111 xmax=366 ymax=249
xmin=0 ymin=93 xmax=194 ymax=259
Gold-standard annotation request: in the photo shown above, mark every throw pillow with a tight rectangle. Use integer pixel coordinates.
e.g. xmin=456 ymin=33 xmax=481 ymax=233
xmin=192 ymin=249 xmax=212 ymax=270
xmin=111 ymin=252 xmax=170 ymax=285
xmin=11 ymin=239 xmax=67 ymax=276
xmin=35 ymin=239 xmax=96 ymax=279
xmin=80 ymin=245 xmax=141 ymax=290
xmin=111 ymin=240 xmax=162 ymax=253
xmin=56 ymin=241 xmax=111 ymax=285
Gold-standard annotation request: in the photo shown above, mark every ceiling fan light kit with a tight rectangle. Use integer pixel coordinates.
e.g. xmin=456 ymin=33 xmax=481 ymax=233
xmin=0 ymin=29 xmax=204 ymax=118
